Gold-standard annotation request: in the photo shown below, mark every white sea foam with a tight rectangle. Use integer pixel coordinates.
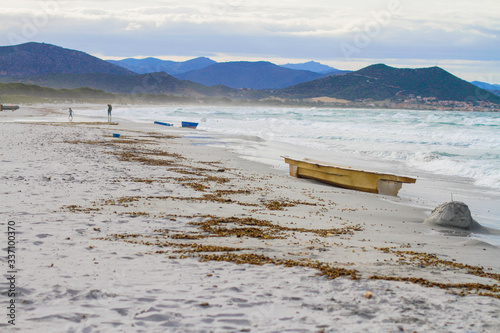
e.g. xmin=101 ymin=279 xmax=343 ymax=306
xmin=106 ymin=106 xmax=500 ymax=190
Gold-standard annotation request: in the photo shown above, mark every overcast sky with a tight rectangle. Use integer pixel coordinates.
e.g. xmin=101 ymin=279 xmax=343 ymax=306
xmin=1 ymin=0 xmax=499 ymax=82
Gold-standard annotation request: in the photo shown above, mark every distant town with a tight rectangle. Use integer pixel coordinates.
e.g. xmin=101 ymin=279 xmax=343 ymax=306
xmin=304 ymin=94 xmax=500 ymax=112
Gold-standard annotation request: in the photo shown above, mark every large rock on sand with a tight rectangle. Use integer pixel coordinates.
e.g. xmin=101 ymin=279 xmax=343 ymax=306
xmin=424 ymin=201 xmax=481 ymax=230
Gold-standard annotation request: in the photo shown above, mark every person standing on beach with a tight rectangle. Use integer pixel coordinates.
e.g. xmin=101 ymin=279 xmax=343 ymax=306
xmin=68 ymin=108 xmax=73 ymax=122
xmin=107 ymin=104 xmax=112 ymax=122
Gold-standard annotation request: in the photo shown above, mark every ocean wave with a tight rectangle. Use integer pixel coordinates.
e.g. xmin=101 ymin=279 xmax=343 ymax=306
xmin=102 ymin=105 xmax=500 ymax=191
xmin=405 ymin=152 xmax=500 ymax=189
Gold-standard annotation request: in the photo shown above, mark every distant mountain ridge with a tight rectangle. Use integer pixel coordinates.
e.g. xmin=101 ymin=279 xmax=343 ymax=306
xmin=107 ymin=57 xmax=216 ymax=75
xmin=280 ymin=61 xmax=349 ymax=75
xmin=279 ymin=64 xmax=500 ymax=103
xmin=471 ymin=81 xmax=500 ymax=96
xmin=108 ymin=57 xmax=349 ymax=86
xmin=471 ymin=81 xmax=500 ymax=90
xmin=0 ymin=42 xmax=133 ymax=76
xmin=175 ymin=61 xmax=326 ymax=89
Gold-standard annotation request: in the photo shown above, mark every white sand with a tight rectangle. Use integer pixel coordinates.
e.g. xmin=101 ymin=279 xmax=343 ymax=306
xmin=1 ymin=105 xmax=500 ymax=332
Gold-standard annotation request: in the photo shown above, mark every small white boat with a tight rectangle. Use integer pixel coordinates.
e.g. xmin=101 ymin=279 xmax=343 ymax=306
xmin=283 ymin=156 xmax=416 ymax=196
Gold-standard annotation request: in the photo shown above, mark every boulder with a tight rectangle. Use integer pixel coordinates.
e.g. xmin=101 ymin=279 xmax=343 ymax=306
xmin=424 ymin=201 xmax=481 ymax=230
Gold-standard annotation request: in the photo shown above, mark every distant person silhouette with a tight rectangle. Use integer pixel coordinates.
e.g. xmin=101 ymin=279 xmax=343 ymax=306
xmin=68 ymin=108 xmax=73 ymax=122
xmin=107 ymin=104 xmax=112 ymax=122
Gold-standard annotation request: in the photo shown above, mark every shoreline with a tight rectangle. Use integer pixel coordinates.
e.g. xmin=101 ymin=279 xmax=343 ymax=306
xmin=7 ymin=104 xmax=500 ymax=232
xmin=1 ymin=106 xmax=500 ymax=331
xmin=2 ymin=94 xmax=499 ymax=113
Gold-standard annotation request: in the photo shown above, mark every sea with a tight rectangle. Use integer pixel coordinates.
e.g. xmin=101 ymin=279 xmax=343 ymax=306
xmin=87 ymin=105 xmax=500 ymax=243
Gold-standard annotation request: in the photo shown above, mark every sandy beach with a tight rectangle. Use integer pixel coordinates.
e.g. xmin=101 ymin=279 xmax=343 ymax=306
xmin=1 ymin=105 xmax=500 ymax=332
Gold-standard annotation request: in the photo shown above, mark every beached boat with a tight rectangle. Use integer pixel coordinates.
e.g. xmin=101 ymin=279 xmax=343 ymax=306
xmin=283 ymin=156 xmax=416 ymax=196
xmin=181 ymin=121 xmax=199 ymax=129
xmin=154 ymin=121 xmax=173 ymax=126
xmin=0 ymin=104 xmax=19 ymax=111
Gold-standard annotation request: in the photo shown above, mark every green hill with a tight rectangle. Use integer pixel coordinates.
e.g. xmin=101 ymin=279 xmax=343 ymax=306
xmin=0 ymin=82 xmax=220 ymax=105
xmin=15 ymin=72 xmax=201 ymax=95
xmin=279 ymin=64 xmax=500 ymax=104
xmin=3 ymin=72 xmax=268 ymax=99
xmin=0 ymin=82 xmax=114 ymax=99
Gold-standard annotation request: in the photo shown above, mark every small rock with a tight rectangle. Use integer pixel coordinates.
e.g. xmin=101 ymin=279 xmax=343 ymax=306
xmin=364 ymin=291 xmax=373 ymax=299
xmin=424 ymin=201 xmax=481 ymax=230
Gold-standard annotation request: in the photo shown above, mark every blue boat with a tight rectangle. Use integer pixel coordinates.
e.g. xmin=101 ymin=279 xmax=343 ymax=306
xmin=154 ymin=121 xmax=173 ymax=126
xmin=181 ymin=121 xmax=198 ymax=129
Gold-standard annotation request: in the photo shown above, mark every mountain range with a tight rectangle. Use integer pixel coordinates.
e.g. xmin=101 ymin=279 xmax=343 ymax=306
xmin=0 ymin=42 xmax=499 ymax=105
xmin=471 ymin=81 xmax=500 ymax=96
xmin=471 ymin=81 xmax=500 ymax=90
xmin=107 ymin=57 xmax=216 ymax=75
xmin=108 ymin=58 xmax=346 ymax=89
xmin=280 ymin=61 xmax=347 ymax=75
xmin=108 ymin=57 xmax=347 ymax=76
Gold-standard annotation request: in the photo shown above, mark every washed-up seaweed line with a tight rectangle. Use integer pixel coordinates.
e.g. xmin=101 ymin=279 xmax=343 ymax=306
xmin=65 ymin=129 xmax=500 ymax=299
xmin=372 ymin=247 xmax=500 ymax=299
